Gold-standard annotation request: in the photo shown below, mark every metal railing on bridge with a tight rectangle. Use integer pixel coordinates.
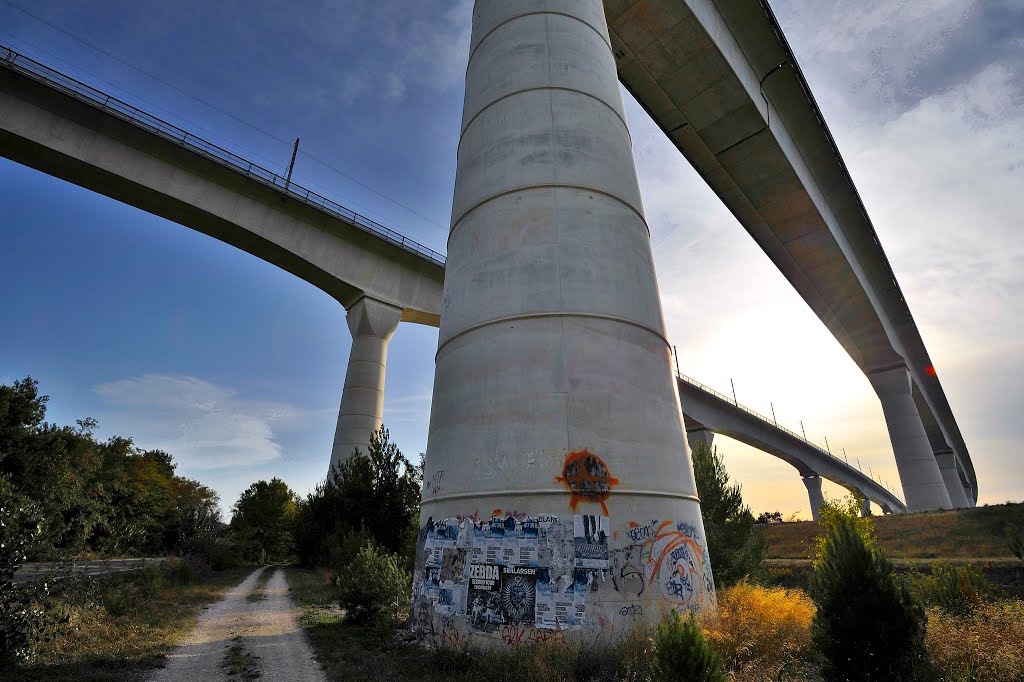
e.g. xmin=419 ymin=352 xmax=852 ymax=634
xmin=677 ymin=372 xmax=905 ymax=505
xmin=0 ymin=44 xmax=447 ymax=267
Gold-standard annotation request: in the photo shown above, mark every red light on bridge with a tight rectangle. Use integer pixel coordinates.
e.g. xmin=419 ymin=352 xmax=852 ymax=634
xmin=926 ymin=365 xmax=936 ymax=376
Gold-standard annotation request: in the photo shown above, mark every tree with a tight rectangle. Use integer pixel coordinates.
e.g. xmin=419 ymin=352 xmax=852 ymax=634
xmin=691 ymin=441 xmax=767 ymax=587
xmin=810 ymin=515 xmax=928 ymax=681
xmin=294 ymin=426 xmax=421 ymax=569
xmin=230 ymin=478 xmax=299 ymax=563
xmin=812 ymin=492 xmax=876 ymax=568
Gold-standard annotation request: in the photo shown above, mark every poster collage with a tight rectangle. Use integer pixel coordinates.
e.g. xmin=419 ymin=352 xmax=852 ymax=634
xmin=415 ymin=513 xmax=611 ymax=631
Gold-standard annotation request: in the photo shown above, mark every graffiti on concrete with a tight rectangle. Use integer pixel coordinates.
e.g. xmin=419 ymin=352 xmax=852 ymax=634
xmin=555 ymin=450 xmax=619 ymax=514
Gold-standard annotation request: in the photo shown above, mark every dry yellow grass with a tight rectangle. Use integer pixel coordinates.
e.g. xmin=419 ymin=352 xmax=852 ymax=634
xmin=764 ymin=502 xmax=1024 ymax=560
xmin=926 ymin=600 xmax=1024 ymax=682
xmin=699 ymin=582 xmax=814 ymax=681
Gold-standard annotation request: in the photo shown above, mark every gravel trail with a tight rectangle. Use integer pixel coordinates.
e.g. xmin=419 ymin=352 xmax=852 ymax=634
xmin=151 ymin=566 xmax=326 ymax=682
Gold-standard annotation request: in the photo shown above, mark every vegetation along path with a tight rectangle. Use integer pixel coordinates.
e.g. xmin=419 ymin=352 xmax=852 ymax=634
xmin=152 ymin=566 xmax=326 ymax=682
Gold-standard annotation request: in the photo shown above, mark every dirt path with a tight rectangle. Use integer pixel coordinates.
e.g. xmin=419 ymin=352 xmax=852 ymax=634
xmin=151 ymin=566 xmax=326 ymax=682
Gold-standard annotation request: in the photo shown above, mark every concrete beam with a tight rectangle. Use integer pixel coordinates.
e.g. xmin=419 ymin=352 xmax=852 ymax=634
xmin=0 ymin=65 xmax=444 ymax=325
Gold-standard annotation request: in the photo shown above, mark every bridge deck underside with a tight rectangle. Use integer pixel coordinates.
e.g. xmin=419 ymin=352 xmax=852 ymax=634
xmin=604 ymin=0 xmax=975 ymax=500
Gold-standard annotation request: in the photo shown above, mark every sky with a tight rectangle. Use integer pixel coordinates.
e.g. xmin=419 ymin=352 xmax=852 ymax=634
xmin=1 ymin=0 xmax=1021 ymax=518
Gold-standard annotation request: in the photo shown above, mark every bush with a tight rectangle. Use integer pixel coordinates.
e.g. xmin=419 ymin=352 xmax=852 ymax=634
xmin=652 ymin=611 xmax=726 ymax=682
xmin=335 ymin=544 xmax=410 ymax=628
xmin=691 ymin=441 xmax=767 ymax=587
xmin=699 ymin=582 xmax=813 ymax=679
xmin=926 ymin=599 xmax=1024 ymax=681
xmin=909 ymin=563 xmax=994 ymax=617
xmin=1008 ymin=524 xmax=1024 ymax=563
xmin=810 ymin=515 xmax=928 ymax=681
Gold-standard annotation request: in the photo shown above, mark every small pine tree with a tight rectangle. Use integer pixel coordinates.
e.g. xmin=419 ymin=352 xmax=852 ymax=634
xmin=810 ymin=516 xmax=928 ymax=681
xmin=812 ymin=493 xmax=876 ymax=568
xmin=652 ymin=611 xmax=726 ymax=682
xmin=336 ymin=543 xmax=410 ymax=628
xmin=691 ymin=441 xmax=767 ymax=587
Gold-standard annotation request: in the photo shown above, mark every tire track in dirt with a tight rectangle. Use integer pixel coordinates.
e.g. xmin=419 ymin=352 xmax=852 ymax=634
xmin=151 ymin=566 xmax=325 ymax=681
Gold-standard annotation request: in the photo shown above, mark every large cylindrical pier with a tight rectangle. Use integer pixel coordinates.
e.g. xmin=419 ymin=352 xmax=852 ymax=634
xmin=413 ymin=0 xmax=715 ymax=645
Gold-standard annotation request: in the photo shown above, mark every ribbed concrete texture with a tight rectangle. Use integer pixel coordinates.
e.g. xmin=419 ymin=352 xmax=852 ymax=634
xmin=329 ymin=297 xmax=402 ymax=474
xmin=802 ymin=476 xmax=824 ymax=521
xmin=868 ymin=366 xmax=953 ymax=511
xmin=936 ymin=451 xmax=972 ymax=508
xmin=413 ymin=0 xmax=714 ymax=646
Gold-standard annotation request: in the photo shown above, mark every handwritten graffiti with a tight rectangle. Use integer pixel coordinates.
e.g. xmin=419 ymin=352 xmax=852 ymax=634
xmin=499 ymin=624 xmax=568 ymax=648
xmin=611 ymin=544 xmax=646 ymax=596
xmin=440 ymin=627 xmax=467 ymax=647
xmin=425 ymin=470 xmax=445 ymax=497
xmin=643 ymin=521 xmax=710 ymax=607
xmin=501 ymin=624 xmax=527 ymax=646
xmin=555 ymin=450 xmax=619 ymax=514
xmin=619 ymin=603 xmax=643 ymax=618
xmin=626 ymin=520 xmax=658 ymax=543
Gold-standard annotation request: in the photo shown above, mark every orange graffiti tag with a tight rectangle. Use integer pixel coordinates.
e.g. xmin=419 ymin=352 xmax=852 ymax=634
xmin=554 ymin=450 xmax=619 ymax=514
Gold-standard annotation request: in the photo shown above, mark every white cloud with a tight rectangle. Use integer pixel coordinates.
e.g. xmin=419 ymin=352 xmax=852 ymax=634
xmin=93 ymin=374 xmax=310 ymax=471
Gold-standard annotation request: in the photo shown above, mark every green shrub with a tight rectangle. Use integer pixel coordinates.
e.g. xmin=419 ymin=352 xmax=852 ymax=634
xmin=909 ymin=563 xmax=994 ymax=617
xmin=335 ymin=544 xmax=410 ymax=628
xmin=810 ymin=515 xmax=928 ymax=681
xmin=1008 ymin=524 xmax=1024 ymax=563
xmin=651 ymin=611 xmax=726 ymax=682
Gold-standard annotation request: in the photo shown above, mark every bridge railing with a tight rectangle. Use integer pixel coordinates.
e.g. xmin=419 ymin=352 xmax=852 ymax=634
xmin=0 ymin=44 xmax=447 ymax=267
xmin=677 ymin=371 xmax=905 ymax=505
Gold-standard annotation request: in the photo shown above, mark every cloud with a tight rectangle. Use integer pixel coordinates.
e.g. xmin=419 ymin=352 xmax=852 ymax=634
xmin=93 ymin=374 xmax=310 ymax=471
xmin=773 ymin=0 xmax=1024 ymax=120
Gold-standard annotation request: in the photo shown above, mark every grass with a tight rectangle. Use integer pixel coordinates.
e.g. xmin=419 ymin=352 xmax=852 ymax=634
xmin=224 ymin=636 xmax=261 ymax=679
xmin=9 ymin=562 xmax=251 ymax=681
xmin=287 ymin=567 xmax=654 ymax=681
xmin=246 ymin=567 xmax=275 ymax=603
xmin=764 ymin=501 xmax=1024 ymax=560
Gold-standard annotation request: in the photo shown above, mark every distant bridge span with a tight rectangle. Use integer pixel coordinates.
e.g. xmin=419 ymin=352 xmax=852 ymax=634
xmin=0 ymin=36 xmax=950 ymax=513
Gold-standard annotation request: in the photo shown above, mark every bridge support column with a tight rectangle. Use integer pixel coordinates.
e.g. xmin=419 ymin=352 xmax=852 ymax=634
xmin=963 ymin=484 xmax=975 ymax=508
xmin=328 ymin=297 xmax=402 ymax=475
xmin=860 ymin=496 xmax=872 ymax=517
xmin=868 ymin=366 xmax=952 ymax=512
xmin=803 ymin=476 xmax=824 ymax=521
xmin=936 ymin=451 xmax=971 ymax=508
xmin=687 ymin=427 xmax=714 ymax=452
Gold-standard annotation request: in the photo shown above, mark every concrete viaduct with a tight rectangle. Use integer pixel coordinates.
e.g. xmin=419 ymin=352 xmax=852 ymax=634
xmin=0 ymin=0 xmax=968 ymax=515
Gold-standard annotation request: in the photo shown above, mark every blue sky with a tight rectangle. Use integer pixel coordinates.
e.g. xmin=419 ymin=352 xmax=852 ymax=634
xmin=1 ymin=0 xmax=1021 ymax=517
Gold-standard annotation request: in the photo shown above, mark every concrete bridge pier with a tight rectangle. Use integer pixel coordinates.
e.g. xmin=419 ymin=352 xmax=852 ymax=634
xmin=868 ymin=366 xmax=953 ymax=512
xmin=687 ymin=427 xmax=714 ymax=452
xmin=328 ymin=296 xmax=402 ymax=474
xmin=860 ymin=496 xmax=872 ymax=517
xmin=936 ymin=451 xmax=972 ymax=508
xmin=803 ymin=475 xmax=824 ymax=521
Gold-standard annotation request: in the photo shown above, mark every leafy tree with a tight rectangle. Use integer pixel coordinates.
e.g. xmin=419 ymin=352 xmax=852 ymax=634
xmin=812 ymin=493 xmax=876 ymax=568
xmin=230 ymin=478 xmax=299 ymax=563
xmin=691 ymin=441 xmax=767 ymax=587
xmin=294 ymin=426 xmax=421 ymax=569
xmin=810 ymin=515 xmax=928 ymax=681
xmin=755 ymin=511 xmax=783 ymax=525
xmin=170 ymin=478 xmax=223 ymax=553
xmin=1 ymin=376 xmax=231 ymax=561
